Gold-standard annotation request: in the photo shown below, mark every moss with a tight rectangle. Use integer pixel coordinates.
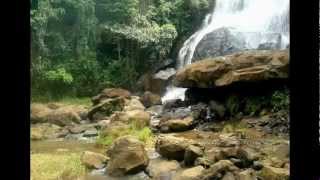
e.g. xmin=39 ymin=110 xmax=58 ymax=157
xmin=96 ymin=122 xmax=154 ymax=147
xmin=31 ymin=152 xmax=86 ymax=180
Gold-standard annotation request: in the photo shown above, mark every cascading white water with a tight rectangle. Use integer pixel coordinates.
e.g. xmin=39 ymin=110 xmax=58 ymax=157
xmin=162 ymin=0 xmax=290 ymax=103
xmin=178 ymin=0 xmax=289 ymax=68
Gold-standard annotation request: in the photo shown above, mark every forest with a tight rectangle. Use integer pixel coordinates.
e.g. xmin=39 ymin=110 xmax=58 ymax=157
xmin=31 ymin=0 xmax=214 ymax=99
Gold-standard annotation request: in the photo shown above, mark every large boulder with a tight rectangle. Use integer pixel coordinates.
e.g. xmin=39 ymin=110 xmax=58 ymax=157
xmin=146 ymin=158 xmax=180 ymax=178
xmin=30 ymin=104 xmax=52 ymax=123
xmin=31 ymin=123 xmax=62 ymax=140
xmin=155 ymin=135 xmax=193 ymax=161
xmin=110 ymin=110 xmax=150 ymax=128
xmin=123 ymin=97 xmax=146 ymax=111
xmin=159 ymin=116 xmax=194 ymax=133
xmin=46 ymin=107 xmax=81 ymax=126
xmin=92 ymin=88 xmax=131 ymax=105
xmin=106 ymin=136 xmax=149 ymax=176
xmin=192 ymin=27 xmax=246 ymax=62
xmin=87 ymin=97 xmax=125 ymax=121
xmin=174 ymin=50 xmax=289 ymax=88
xmin=80 ymin=151 xmax=109 ymax=169
xmin=200 ymin=160 xmax=239 ymax=179
xmin=192 ymin=27 xmax=283 ymax=62
xmin=137 ymin=68 xmax=176 ymax=96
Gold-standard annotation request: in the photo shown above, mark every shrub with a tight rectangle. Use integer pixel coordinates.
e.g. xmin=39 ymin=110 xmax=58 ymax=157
xmin=270 ymin=89 xmax=289 ymax=113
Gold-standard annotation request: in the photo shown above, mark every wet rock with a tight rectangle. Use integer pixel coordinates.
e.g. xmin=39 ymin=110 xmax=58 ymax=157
xmin=155 ymin=135 xmax=192 ymax=161
xmin=69 ymin=125 xmax=90 ymax=134
xmin=107 ymin=136 xmax=149 ymax=177
xmin=97 ymin=120 xmax=111 ymax=129
xmin=146 ymin=158 xmax=180 ymax=178
xmin=252 ymin=161 xmax=264 ymax=170
xmin=192 ymin=27 xmax=247 ymax=62
xmin=184 ymin=145 xmax=204 ymax=166
xmin=209 ymin=100 xmax=226 ymax=118
xmin=141 ymin=91 xmax=162 ymax=108
xmin=163 ymin=99 xmax=186 ymax=110
xmin=174 ymin=50 xmax=289 ymax=88
xmin=162 ymin=107 xmax=192 ymax=120
xmin=160 ymin=116 xmax=194 ymax=133
xmin=258 ymin=42 xmax=280 ymax=50
xmin=259 ymin=166 xmax=289 ymax=180
xmin=110 ymin=110 xmax=151 ymax=129
xmin=81 ymin=151 xmax=109 ymax=169
xmin=146 ymin=105 xmax=164 ymax=116
xmin=83 ymin=128 xmax=98 ymax=137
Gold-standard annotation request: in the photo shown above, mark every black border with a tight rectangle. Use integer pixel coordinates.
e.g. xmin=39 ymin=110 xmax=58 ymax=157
xmin=290 ymin=0 xmax=319 ymax=179
xmin=7 ymin=0 xmax=320 ymax=179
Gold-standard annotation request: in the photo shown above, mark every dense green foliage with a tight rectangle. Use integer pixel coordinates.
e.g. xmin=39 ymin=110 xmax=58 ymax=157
xmin=31 ymin=0 xmax=214 ymax=98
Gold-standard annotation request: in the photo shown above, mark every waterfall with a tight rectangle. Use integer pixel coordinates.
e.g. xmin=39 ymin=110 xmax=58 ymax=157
xmin=178 ymin=0 xmax=289 ymax=68
xmin=162 ymin=0 xmax=290 ymax=103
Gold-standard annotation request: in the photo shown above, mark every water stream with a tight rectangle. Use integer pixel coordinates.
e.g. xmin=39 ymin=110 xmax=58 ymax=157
xmin=162 ymin=0 xmax=289 ymax=102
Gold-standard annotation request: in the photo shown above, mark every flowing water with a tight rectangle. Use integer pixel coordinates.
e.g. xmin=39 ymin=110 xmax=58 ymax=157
xmin=162 ymin=0 xmax=290 ymax=102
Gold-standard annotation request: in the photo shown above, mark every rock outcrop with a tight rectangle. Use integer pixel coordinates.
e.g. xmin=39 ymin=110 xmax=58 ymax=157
xmin=174 ymin=50 xmax=289 ymax=88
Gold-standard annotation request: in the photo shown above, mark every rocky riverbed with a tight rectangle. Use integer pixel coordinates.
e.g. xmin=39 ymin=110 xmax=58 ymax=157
xmin=31 ymin=50 xmax=290 ymax=180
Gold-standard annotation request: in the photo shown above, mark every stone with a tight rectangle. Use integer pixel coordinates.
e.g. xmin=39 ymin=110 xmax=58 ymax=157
xmin=200 ymin=160 xmax=239 ymax=179
xmin=174 ymin=50 xmax=289 ymax=88
xmin=238 ymin=169 xmax=257 ymax=180
xmin=141 ymin=91 xmax=162 ymax=108
xmin=237 ymin=147 xmax=260 ymax=162
xmin=31 ymin=123 xmax=62 ymax=140
xmin=173 ymin=166 xmax=205 ymax=180
xmin=87 ymin=97 xmax=125 ymax=121
xmin=30 ymin=103 xmax=52 ymax=123
xmin=252 ymin=161 xmax=264 ymax=170
xmin=155 ymin=135 xmax=191 ymax=161
xmin=69 ymin=125 xmax=89 ymax=134
xmin=192 ymin=27 xmax=247 ymax=62
xmin=194 ymin=157 xmax=213 ymax=168
xmin=146 ymin=158 xmax=180 ymax=178
xmin=259 ymin=166 xmax=289 ymax=180
xmin=184 ymin=145 xmax=204 ymax=166
xmin=160 ymin=116 xmax=194 ymax=132
xmin=209 ymin=100 xmax=226 ymax=118
xmin=222 ymin=172 xmax=237 ymax=180
xmin=80 ymin=151 xmax=109 ymax=169
xmin=92 ymin=88 xmax=131 ymax=105
xmin=106 ymin=136 xmax=149 ymax=176
xmin=83 ymin=128 xmax=98 ymax=137
xmin=125 ymin=110 xmax=151 ymax=128
xmin=124 ymin=97 xmax=146 ymax=111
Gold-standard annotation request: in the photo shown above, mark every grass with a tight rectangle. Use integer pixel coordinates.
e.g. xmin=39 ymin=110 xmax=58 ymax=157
xmin=31 ymin=152 xmax=86 ymax=180
xmin=96 ymin=122 xmax=154 ymax=147
xmin=31 ymin=96 xmax=92 ymax=107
